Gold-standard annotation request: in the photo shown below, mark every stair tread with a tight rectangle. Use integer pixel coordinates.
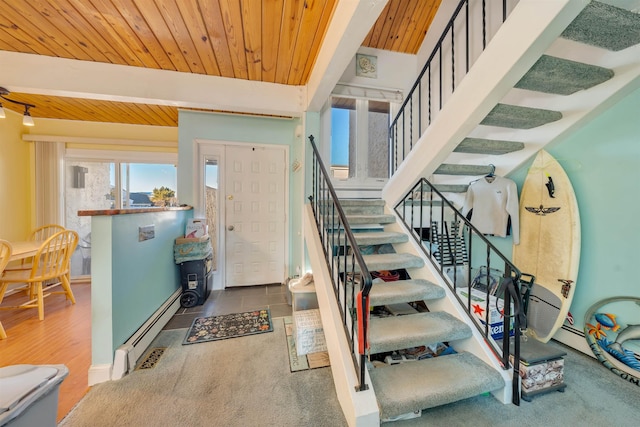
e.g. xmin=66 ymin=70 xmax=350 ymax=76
xmin=433 ymin=184 xmax=468 ymax=193
xmin=334 ymin=231 xmax=408 ymax=246
xmin=434 ymin=164 xmax=494 ymax=176
xmin=363 ymin=253 xmax=424 ymax=271
xmin=481 ymin=103 xmax=562 ymax=130
xmin=369 ymin=279 xmax=445 ymax=306
xmin=515 ymin=54 xmax=613 ymax=96
xmin=368 ymin=311 xmax=471 ymax=354
xmin=369 ymin=352 xmax=504 ymax=419
xmin=345 ymin=214 xmax=395 ymax=225
xmin=320 ymin=199 xmax=385 ymax=215
xmin=561 ymin=1 xmax=640 ymax=52
xmin=338 ymin=253 xmax=424 ymax=273
xmin=337 ymin=199 xmax=385 ymax=206
xmin=455 ymin=137 xmax=525 ymax=155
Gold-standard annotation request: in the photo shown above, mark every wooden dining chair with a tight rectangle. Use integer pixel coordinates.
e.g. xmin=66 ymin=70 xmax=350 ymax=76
xmin=0 ymin=230 xmax=78 ymax=321
xmin=30 ymin=224 xmax=66 ymax=241
xmin=0 ymin=239 xmax=12 ymax=339
xmin=5 ymin=224 xmax=66 ymax=272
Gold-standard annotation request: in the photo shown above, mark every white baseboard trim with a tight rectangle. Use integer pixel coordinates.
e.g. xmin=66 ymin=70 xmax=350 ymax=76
xmin=110 ymin=288 xmax=182 ymax=381
xmin=88 ymin=364 xmax=112 ymax=386
xmin=87 ymin=289 xmax=185 ymax=386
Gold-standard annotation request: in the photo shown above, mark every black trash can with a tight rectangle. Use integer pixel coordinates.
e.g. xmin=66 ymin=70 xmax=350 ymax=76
xmin=174 ymin=236 xmax=213 ymax=308
xmin=178 ymin=255 xmax=213 ymax=308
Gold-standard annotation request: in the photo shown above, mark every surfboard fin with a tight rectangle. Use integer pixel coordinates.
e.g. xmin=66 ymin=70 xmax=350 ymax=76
xmin=545 ymin=175 xmax=555 ymax=198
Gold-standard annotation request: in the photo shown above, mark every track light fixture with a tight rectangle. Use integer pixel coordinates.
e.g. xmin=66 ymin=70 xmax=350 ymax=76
xmin=0 ymin=86 xmax=36 ymax=126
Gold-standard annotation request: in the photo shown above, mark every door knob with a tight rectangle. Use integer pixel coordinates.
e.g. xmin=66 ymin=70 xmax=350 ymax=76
xmin=228 ymin=225 xmax=234 ymax=231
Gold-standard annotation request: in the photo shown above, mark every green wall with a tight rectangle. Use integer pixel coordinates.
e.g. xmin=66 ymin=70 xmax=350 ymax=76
xmin=91 ymin=209 xmax=189 ymax=365
xmin=177 ymin=110 xmax=305 ymax=278
xmin=509 ymin=86 xmax=640 ymax=334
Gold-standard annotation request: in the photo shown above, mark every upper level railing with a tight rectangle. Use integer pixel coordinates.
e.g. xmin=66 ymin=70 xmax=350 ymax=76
xmin=308 ymin=135 xmax=372 ymax=392
xmin=395 ymin=178 xmax=531 ymax=405
xmin=390 ymin=0 xmax=517 ymax=174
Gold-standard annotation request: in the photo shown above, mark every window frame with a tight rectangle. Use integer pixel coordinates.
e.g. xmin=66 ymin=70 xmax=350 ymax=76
xmin=323 ymin=94 xmax=399 ymax=190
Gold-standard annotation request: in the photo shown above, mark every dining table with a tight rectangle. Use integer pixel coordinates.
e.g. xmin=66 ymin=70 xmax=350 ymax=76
xmin=8 ymin=240 xmax=45 ymax=262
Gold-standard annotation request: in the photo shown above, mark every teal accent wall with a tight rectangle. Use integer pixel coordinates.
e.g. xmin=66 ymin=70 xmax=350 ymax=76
xmin=177 ymin=110 xmax=304 ymax=277
xmin=91 ymin=209 xmax=190 ymax=365
xmin=509 ymin=86 xmax=640 ymax=332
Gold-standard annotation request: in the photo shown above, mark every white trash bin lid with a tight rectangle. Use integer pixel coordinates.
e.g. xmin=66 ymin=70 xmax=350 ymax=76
xmin=0 ymin=364 xmax=67 ymax=423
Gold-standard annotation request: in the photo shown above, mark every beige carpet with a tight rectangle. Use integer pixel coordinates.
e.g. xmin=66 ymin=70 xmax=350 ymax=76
xmin=60 ymin=321 xmax=347 ymax=427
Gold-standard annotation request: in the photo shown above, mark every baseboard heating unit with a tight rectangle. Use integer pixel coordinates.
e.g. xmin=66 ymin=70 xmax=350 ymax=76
xmin=111 ymin=289 xmax=182 ymax=380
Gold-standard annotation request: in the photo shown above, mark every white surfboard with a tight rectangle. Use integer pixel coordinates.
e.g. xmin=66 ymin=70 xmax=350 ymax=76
xmin=512 ymin=150 xmax=580 ymax=343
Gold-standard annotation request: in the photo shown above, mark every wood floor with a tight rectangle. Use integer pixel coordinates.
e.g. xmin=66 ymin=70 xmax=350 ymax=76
xmin=0 ymin=282 xmax=91 ymax=423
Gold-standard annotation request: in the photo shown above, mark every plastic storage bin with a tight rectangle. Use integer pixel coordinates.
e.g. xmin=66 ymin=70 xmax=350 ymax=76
xmin=179 ymin=255 xmax=213 ymax=308
xmin=0 ymin=364 xmax=68 ymax=427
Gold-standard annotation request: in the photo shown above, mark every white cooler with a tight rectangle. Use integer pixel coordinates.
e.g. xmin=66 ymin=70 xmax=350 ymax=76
xmin=0 ymin=364 xmax=68 ymax=427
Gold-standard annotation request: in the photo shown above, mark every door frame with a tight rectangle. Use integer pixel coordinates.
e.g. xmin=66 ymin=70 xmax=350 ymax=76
xmin=195 ymin=139 xmax=290 ymax=290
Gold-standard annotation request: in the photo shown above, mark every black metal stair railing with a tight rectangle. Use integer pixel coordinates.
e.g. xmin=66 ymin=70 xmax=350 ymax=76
xmin=389 ymin=0 xmax=517 ymax=174
xmin=307 ymin=135 xmax=372 ymax=392
xmin=395 ymin=178 xmax=531 ymax=405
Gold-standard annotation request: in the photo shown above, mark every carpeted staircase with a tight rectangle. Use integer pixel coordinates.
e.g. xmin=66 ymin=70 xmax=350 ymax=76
xmin=429 ymin=1 xmax=640 ymax=200
xmin=311 ymin=2 xmax=640 ymax=423
xmin=338 ymin=199 xmax=504 ymax=421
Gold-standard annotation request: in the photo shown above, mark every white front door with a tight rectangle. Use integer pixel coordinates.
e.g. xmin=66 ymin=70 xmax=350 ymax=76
xmin=224 ymin=144 xmax=286 ymax=287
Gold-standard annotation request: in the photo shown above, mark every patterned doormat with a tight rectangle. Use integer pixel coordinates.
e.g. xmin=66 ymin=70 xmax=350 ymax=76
xmin=284 ymin=316 xmax=330 ymax=372
xmin=183 ymin=309 xmax=273 ymax=345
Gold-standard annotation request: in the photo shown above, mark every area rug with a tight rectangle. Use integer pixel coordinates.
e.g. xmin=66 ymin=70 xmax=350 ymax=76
xmin=284 ymin=316 xmax=330 ymax=372
xmin=183 ymin=309 xmax=273 ymax=345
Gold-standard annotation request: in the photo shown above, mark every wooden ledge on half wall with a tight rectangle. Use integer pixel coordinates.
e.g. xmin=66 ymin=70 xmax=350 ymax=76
xmin=78 ymin=205 xmax=193 ymax=217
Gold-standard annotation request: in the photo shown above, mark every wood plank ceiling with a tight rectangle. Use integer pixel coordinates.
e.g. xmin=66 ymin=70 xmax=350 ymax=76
xmin=0 ymin=0 xmax=441 ymax=126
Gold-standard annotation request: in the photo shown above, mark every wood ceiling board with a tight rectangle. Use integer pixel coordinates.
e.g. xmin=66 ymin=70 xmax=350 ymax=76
xmin=404 ymin=0 xmax=441 ymax=54
xmin=261 ymin=0 xmax=284 ymax=83
xmin=20 ymin=0 xmax=110 ymax=62
xmin=146 ymin=103 xmax=179 ymax=126
xmin=275 ymin=0 xmax=304 ymax=84
xmin=219 ymin=0 xmax=249 ymax=80
xmin=376 ymin=0 xmax=402 ymax=49
xmin=125 ymin=0 xmax=187 ymax=71
xmin=0 ymin=2 xmax=60 ymax=57
xmin=287 ymin=0 xmax=327 ymax=85
xmin=300 ymin=0 xmax=337 ymax=85
xmin=154 ymin=0 xmax=208 ymax=75
xmin=175 ymin=0 xmax=221 ymax=75
xmin=2 ymin=1 xmax=97 ymax=61
xmin=363 ymin=1 xmax=389 ymax=47
xmin=46 ymin=0 xmax=129 ymax=65
xmin=388 ymin=0 xmax=419 ymax=52
xmin=241 ymin=0 xmax=263 ymax=81
xmin=88 ymin=0 xmax=161 ymax=69
xmin=1 ymin=92 xmax=178 ymax=126
xmin=380 ymin=0 xmax=410 ymax=51
xmin=198 ymin=0 xmax=234 ymax=78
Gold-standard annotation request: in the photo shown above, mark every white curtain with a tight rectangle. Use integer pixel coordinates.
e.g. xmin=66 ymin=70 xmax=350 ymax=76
xmin=34 ymin=141 xmax=65 ymax=227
